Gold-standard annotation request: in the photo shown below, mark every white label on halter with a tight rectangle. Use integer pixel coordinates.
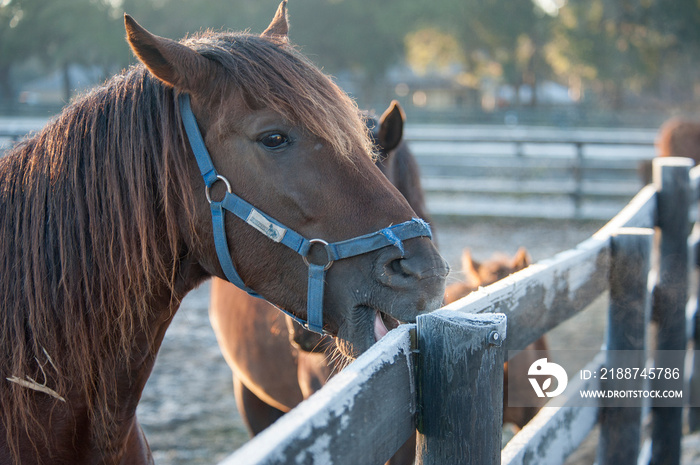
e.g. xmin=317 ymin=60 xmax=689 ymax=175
xmin=246 ymin=209 xmax=286 ymax=243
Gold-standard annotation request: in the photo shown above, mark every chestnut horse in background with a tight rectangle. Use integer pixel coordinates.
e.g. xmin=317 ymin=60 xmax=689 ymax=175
xmin=210 ymin=101 xmax=428 ymax=464
xmin=639 ymin=117 xmax=700 ymax=184
xmin=656 ymin=118 xmax=700 ymax=162
xmin=0 ymin=4 xmax=449 ymax=463
xmin=445 ymin=247 xmax=548 ymax=428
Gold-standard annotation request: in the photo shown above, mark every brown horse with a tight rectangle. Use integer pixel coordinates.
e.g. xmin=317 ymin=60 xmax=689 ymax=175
xmin=0 ymin=4 xmax=448 ymax=464
xmin=210 ymin=102 xmax=429 ymax=464
xmin=445 ymin=248 xmax=548 ymax=428
xmin=639 ymin=117 xmax=700 ymax=184
xmin=656 ymin=118 xmax=700 ymax=162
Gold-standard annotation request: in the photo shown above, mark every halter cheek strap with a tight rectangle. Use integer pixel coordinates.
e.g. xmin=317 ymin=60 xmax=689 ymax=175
xmin=179 ymin=93 xmax=433 ymax=335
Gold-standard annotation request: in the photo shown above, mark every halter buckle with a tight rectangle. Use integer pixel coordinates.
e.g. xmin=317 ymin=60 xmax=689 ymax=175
xmin=302 ymin=239 xmax=334 ymax=271
xmin=205 ymin=175 xmax=232 ymax=204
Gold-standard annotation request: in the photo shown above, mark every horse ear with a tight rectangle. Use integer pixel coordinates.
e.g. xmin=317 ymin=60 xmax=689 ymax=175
xmin=261 ymin=1 xmax=289 ymax=43
xmin=461 ymin=249 xmax=481 ymax=285
xmin=378 ymin=100 xmax=405 ymax=152
xmin=512 ymin=247 xmax=531 ymax=270
xmin=124 ymin=14 xmax=217 ymax=94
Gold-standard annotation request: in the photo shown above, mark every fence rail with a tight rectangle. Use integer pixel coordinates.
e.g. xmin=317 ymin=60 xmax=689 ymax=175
xmin=219 ymin=156 xmax=700 ymax=465
xmin=403 ymin=126 xmax=657 ymax=220
xmin=219 ymin=326 xmax=417 ymax=465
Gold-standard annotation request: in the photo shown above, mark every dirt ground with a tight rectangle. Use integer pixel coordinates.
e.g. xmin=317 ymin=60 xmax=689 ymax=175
xmin=137 ymin=216 xmax=699 ymax=464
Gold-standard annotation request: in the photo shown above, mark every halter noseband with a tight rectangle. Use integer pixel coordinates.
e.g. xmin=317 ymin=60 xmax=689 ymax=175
xmin=179 ymin=94 xmax=432 ymax=335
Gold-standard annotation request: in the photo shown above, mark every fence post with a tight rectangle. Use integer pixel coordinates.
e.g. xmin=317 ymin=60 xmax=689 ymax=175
xmin=689 ymin=203 xmax=700 ymax=430
xmin=597 ymin=228 xmax=653 ymax=465
xmin=650 ymin=157 xmax=693 ymax=465
xmin=415 ymin=310 xmax=507 ymax=465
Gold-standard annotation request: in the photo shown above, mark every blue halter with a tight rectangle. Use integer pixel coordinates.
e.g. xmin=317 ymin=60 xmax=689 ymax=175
xmin=179 ymin=94 xmax=433 ymax=335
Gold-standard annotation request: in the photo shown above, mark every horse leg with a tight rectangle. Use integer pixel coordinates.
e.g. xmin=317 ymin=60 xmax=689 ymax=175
xmin=233 ymin=375 xmax=285 ymax=437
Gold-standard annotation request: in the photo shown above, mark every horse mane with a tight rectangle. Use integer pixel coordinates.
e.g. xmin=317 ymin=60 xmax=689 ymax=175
xmin=0 ymin=28 xmax=370 ymax=460
xmin=392 ymin=142 xmax=430 ymax=223
xmin=0 ymin=64 xmax=193 ymax=458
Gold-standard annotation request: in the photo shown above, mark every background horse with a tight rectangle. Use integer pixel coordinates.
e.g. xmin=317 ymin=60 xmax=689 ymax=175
xmin=639 ymin=117 xmax=700 ymax=184
xmin=656 ymin=117 xmax=700 ymax=162
xmin=210 ymin=101 xmax=427 ymax=464
xmin=445 ymin=248 xmax=548 ymax=429
xmin=0 ymin=4 xmax=447 ymax=463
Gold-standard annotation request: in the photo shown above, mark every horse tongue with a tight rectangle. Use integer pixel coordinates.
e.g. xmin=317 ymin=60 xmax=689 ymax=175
xmin=374 ymin=311 xmax=389 ymax=341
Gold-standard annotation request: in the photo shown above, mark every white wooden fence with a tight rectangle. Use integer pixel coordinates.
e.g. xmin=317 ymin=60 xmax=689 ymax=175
xmin=219 ymin=157 xmax=700 ymax=465
xmin=404 ymin=125 xmax=657 ymax=220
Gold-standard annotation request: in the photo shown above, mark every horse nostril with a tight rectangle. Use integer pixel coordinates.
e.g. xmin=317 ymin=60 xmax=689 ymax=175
xmin=389 ymin=258 xmax=411 ymax=278
xmin=376 ymin=240 xmax=450 ymax=288
xmin=387 ymin=258 xmax=419 ymax=278
xmin=381 ymin=253 xmax=428 ymax=286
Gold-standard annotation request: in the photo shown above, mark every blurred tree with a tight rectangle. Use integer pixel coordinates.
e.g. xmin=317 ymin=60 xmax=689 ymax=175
xmin=0 ymin=0 xmax=45 ymax=105
xmin=283 ymin=0 xmax=424 ymax=107
xmin=456 ymin=0 xmax=554 ymax=106
xmin=39 ymin=0 xmax=124 ymax=101
xmin=393 ymin=0 xmax=555 ymax=108
xmin=546 ymin=0 xmax=696 ymax=110
xmin=405 ymin=27 xmax=465 ymax=74
xmin=646 ymin=0 xmax=700 ymax=102
xmin=2 ymin=0 xmax=699 ymax=115
xmin=0 ymin=0 xmax=122 ymax=105
xmin=119 ymin=0 xmax=271 ymax=46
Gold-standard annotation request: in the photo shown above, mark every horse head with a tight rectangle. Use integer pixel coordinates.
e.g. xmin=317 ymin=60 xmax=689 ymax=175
xmin=125 ymin=3 xmax=448 ymax=358
xmin=445 ymin=247 xmax=531 ymax=304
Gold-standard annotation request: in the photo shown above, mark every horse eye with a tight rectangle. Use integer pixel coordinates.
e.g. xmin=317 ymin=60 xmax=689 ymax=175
xmin=259 ymin=133 xmax=290 ymax=149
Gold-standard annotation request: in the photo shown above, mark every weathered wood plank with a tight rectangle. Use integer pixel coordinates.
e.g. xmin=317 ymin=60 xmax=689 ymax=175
xmin=597 ymin=228 xmax=653 ymax=465
xmin=593 ymin=184 xmax=656 ymax=236
xmin=426 ymin=195 xmax=626 ymax=221
xmin=690 ymin=165 xmax=700 ymax=201
xmin=651 ymin=157 xmax=693 ymax=465
xmin=688 ymin=165 xmax=700 ymax=431
xmin=421 ymin=176 xmax=639 ymax=198
xmin=414 ymin=153 xmax=649 ymax=173
xmin=404 ymin=128 xmax=656 ymax=146
xmin=443 ymin=237 xmax=610 ymax=355
xmin=416 ymin=311 xmax=507 ymax=465
xmin=218 ymin=325 xmax=416 ymax=465
xmin=501 ymin=351 xmax=605 ymax=465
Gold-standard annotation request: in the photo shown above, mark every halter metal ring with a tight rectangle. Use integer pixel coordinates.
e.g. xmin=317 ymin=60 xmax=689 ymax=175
xmin=303 ymin=239 xmax=333 ymax=271
xmin=205 ymin=175 xmax=232 ymax=204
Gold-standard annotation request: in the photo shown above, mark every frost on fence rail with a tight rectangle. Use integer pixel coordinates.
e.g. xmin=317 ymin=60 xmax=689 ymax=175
xmin=219 ymin=325 xmax=416 ymax=465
